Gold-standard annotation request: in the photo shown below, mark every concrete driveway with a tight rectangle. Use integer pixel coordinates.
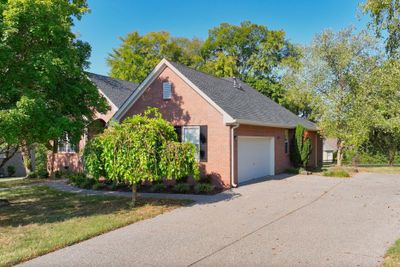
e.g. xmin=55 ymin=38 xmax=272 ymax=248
xmin=22 ymin=173 xmax=400 ymax=267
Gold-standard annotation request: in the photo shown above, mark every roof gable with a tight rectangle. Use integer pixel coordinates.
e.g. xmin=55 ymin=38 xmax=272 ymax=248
xmin=169 ymin=62 xmax=316 ymax=130
xmin=113 ymin=59 xmax=317 ymax=130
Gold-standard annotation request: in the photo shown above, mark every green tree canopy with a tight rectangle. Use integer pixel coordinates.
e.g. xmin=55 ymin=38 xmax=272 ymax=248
xmin=201 ymin=21 xmax=301 ymax=102
xmin=0 ymin=0 xmax=108 ymax=174
xmin=107 ymin=31 xmax=203 ymax=83
xmin=84 ymin=108 xmax=199 ymax=204
xmin=283 ymin=28 xmax=379 ymax=166
xmin=363 ymin=0 xmax=400 ymax=57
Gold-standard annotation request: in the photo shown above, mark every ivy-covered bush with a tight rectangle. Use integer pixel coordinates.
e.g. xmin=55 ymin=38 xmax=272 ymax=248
xmin=34 ymin=144 xmax=49 ymax=178
xmin=290 ymin=124 xmax=312 ymax=168
xmin=194 ymin=183 xmax=215 ymax=194
xmin=172 ymin=183 xmax=190 ymax=193
xmin=84 ymin=107 xmax=200 ymax=204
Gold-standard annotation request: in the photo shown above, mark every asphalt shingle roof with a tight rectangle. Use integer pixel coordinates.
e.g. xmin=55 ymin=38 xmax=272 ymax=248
xmin=169 ymin=61 xmax=317 ymax=130
xmin=87 ymin=72 xmax=138 ymax=108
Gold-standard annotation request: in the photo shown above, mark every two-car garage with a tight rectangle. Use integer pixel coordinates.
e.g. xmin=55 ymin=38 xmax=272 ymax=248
xmin=237 ymin=136 xmax=275 ymax=184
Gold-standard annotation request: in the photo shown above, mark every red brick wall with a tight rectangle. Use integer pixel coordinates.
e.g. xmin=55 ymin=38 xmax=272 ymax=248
xmin=50 ymin=96 xmax=116 ymax=173
xmin=122 ymin=67 xmax=232 ymax=187
xmin=234 ymin=125 xmax=292 ymax=182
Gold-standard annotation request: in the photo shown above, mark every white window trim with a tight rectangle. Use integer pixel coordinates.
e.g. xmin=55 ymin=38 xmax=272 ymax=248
xmin=182 ymin=126 xmax=200 ymax=160
xmin=58 ymin=133 xmax=77 ymax=154
xmin=162 ymin=81 xmax=172 ymax=100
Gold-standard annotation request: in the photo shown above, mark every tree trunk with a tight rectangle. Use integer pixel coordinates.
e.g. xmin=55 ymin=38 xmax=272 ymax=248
xmin=336 ymin=139 xmax=344 ymax=167
xmin=49 ymin=140 xmax=57 ymax=179
xmin=20 ymin=143 xmax=33 ymax=177
xmin=131 ymin=183 xmax=137 ymax=206
xmin=388 ymin=148 xmax=396 ymax=166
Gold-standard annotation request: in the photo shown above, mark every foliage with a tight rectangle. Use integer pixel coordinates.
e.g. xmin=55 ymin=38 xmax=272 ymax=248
xmin=290 ymin=124 xmax=312 ymax=168
xmin=0 ymin=0 xmax=108 ymax=174
xmin=6 ymin=165 xmax=15 ymax=177
xmin=361 ymin=59 xmax=400 ymax=165
xmin=194 ymin=183 xmax=215 ymax=194
xmin=84 ymin=108 xmax=199 ymax=203
xmin=323 ymin=169 xmax=350 ymax=178
xmin=285 ymin=167 xmax=300 ymax=174
xmin=284 ymin=28 xmax=379 ymax=166
xmin=151 ymin=183 xmax=167 ymax=193
xmin=92 ymin=182 xmax=107 ymax=191
xmin=362 ymin=0 xmax=400 ymax=57
xmin=172 ymin=183 xmax=190 ymax=194
xmin=108 ymin=31 xmax=203 ymax=83
xmin=0 ymin=142 xmax=18 ymax=170
xmin=34 ymin=144 xmax=49 ymax=178
xmin=201 ymin=21 xmax=301 ymax=103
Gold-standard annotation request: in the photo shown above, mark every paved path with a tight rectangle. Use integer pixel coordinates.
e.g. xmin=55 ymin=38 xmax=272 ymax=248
xmin=44 ymin=179 xmax=238 ymax=203
xmin=21 ymin=173 xmax=400 ymax=267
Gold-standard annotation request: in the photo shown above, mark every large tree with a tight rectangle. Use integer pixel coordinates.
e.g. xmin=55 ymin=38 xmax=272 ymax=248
xmin=107 ymin=31 xmax=203 ymax=83
xmin=201 ymin=21 xmax=301 ymax=102
xmin=0 ymin=0 xmax=108 ymax=175
xmin=363 ymin=59 xmax=400 ymax=165
xmin=363 ymin=0 xmax=400 ymax=57
xmin=283 ymin=28 xmax=379 ymax=166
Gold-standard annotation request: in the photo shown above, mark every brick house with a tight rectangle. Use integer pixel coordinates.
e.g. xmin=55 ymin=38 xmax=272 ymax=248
xmin=109 ymin=59 xmax=322 ymax=187
xmin=5 ymin=59 xmax=322 ymax=185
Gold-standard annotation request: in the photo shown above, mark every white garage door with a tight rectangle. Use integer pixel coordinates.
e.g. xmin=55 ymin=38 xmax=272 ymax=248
xmin=238 ymin=136 xmax=275 ymax=184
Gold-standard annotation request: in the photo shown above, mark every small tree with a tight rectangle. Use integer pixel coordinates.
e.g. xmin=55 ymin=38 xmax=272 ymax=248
xmin=290 ymin=124 xmax=312 ymax=169
xmin=84 ymin=108 xmax=199 ymax=205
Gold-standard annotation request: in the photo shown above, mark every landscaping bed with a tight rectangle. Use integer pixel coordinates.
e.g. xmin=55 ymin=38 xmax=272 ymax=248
xmin=0 ymin=181 xmax=189 ymax=266
xmin=65 ymin=172 xmax=223 ymax=195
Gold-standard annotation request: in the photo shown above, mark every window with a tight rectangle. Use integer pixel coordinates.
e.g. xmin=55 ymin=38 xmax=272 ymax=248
xmin=284 ymin=130 xmax=289 ymax=154
xmin=163 ymin=81 xmax=171 ymax=99
xmin=57 ymin=133 xmax=77 ymax=153
xmin=176 ymin=125 xmax=208 ymax=162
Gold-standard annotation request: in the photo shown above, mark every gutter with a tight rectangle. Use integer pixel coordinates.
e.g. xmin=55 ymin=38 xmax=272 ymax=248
xmin=230 ymin=123 xmax=240 ymax=188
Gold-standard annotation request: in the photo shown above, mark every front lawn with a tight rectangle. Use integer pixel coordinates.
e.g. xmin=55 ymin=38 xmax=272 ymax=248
xmin=0 ymin=177 xmax=45 ymax=188
xmin=0 ymin=185 xmax=189 ymax=266
xmin=357 ymin=166 xmax=400 ymax=174
xmin=384 ymin=239 xmax=400 ymax=267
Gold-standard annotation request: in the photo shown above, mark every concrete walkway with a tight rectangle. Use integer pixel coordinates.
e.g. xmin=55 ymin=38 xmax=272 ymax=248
xmin=22 ymin=173 xmax=400 ymax=267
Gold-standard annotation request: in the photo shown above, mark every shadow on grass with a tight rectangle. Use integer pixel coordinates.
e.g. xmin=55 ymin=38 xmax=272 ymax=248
xmin=0 ymin=186 xmax=186 ymax=227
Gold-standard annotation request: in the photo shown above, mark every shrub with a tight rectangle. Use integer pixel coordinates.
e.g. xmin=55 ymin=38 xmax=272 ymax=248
xmin=28 ymin=171 xmax=38 ymax=178
xmin=151 ymin=183 xmax=167 ymax=193
xmin=199 ymin=174 xmax=213 ymax=184
xmin=54 ymin=170 xmax=62 ymax=179
xmin=194 ymin=183 xmax=215 ymax=194
xmin=6 ymin=165 xmax=16 ymax=177
xmin=92 ymin=182 xmax=106 ymax=190
xmin=34 ymin=144 xmax=48 ymax=178
xmin=68 ymin=172 xmax=89 ymax=187
xmin=285 ymin=167 xmax=299 ymax=174
xmin=172 ymin=183 xmax=190 ymax=194
xmin=323 ymin=169 xmax=350 ymax=178
xmin=290 ymin=124 xmax=312 ymax=168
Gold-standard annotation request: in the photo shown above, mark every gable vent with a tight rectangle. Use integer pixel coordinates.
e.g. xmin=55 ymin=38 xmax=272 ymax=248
xmin=163 ymin=81 xmax=171 ymax=99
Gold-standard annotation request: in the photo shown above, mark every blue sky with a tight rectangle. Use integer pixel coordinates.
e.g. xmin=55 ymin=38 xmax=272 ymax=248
xmin=74 ymin=0 xmax=369 ymax=75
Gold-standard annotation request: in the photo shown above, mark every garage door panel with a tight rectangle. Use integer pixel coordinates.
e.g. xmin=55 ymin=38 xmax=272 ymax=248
xmin=238 ymin=137 xmax=274 ymax=184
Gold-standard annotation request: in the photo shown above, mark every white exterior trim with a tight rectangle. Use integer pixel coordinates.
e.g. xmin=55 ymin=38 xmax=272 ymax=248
xmin=113 ymin=58 xmax=235 ymax=123
xmin=229 ymin=119 xmax=318 ymax=131
xmin=97 ymin=88 xmax=118 ymax=112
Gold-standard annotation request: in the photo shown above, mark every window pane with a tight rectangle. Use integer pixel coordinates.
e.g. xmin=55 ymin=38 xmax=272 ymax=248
xmin=183 ymin=127 xmax=200 ymax=160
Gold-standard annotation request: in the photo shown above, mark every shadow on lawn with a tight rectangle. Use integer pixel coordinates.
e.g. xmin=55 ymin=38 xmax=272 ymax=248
xmin=0 ymin=186 xmax=182 ymax=228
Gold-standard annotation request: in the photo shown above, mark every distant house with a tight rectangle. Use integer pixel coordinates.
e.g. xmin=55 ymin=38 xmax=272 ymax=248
xmin=323 ymin=138 xmax=337 ymax=163
xmin=3 ymin=59 xmax=323 ymax=186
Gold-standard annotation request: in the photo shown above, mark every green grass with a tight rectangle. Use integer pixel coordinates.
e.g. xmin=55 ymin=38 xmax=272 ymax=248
xmin=0 ymin=177 xmax=45 ymax=188
xmin=357 ymin=166 xmax=400 ymax=174
xmin=323 ymin=169 xmax=351 ymax=178
xmin=0 ymin=185 xmax=189 ymax=266
xmin=384 ymin=239 xmax=400 ymax=267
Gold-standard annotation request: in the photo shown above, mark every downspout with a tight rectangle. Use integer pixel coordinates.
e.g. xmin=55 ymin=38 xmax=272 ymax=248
xmin=231 ymin=123 xmax=240 ymax=188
